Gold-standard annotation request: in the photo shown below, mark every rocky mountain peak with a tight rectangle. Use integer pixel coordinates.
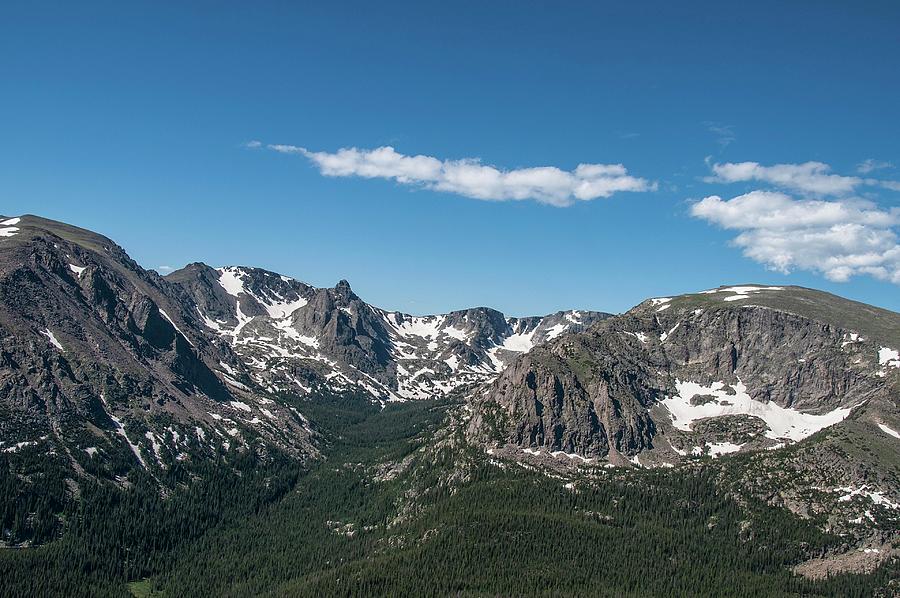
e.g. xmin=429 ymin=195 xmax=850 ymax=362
xmin=334 ymin=279 xmax=355 ymax=300
xmin=470 ymin=284 xmax=900 ymax=466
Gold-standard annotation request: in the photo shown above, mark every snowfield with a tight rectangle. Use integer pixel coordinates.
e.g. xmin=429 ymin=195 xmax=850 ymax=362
xmin=661 ymin=379 xmax=856 ymax=442
xmin=0 ymin=217 xmax=20 ymax=238
xmin=41 ymin=329 xmax=65 ymax=352
xmin=877 ymin=423 xmax=900 ymax=439
xmin=878 ymin=347 xmax=899 ymax=368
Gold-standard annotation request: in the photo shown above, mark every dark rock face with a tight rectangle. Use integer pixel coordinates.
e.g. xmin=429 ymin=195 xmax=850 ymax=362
xmin=470 ymin=287 xmax=900 ymax=462
xmin=0 ymin=216 xmax=314 ymax=485
xmin=167 ymin=262 xmax=245 ymax=328
xmin=291 ymin=282 xmax=396 ymax=381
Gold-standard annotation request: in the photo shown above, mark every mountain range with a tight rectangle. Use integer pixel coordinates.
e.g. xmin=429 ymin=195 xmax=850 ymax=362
xmin=1 ymin=214 xmax=898 ymax=595
xmin=0 ymin=214 xmax=604 ymax=479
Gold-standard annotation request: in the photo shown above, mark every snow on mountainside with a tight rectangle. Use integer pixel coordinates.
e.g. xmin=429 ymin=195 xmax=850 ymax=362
xmin=169 ymin=264 xmax=609 ymax=402
xmin=468 ymin=284 xmax=900 ymax=537
xmin=471 ymin=283 xmax=900 ymax=464
xmin=0 ymin=215 xmax=316 ymax=482
xmin=0 ymin=214 xmax=604 ymax=487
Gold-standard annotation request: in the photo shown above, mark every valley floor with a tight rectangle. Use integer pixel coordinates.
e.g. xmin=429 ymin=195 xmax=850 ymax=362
xmin=1 ymin=395 xmax=897 ymax=597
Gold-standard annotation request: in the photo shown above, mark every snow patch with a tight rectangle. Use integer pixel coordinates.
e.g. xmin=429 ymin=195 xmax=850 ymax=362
xmin=543 ymin=323 xmax=568 ymax=341
xmin=100 ymin=394 xmax=147 ymax=468
xmin=443 ymin=325 xmax=468 ymax=341
xmin=2 ymin=439 xmax=42 ymax=453
xmin=650 ymin=298 xmax=672 ymax=312
xmin=707 ymin=441 xmax=743 ymax=457
xmin=841 ymin=332 xmax=863 ymax=348
xmin=0 ymin=218 xmax=20 ymax=238
xmin=625 ymin=331 xmax=649 ymax=344
xmin=878 ymin=347 xmax=899 ymax=368
xmin=262 ymin=295 xmax=308 ymax=319
xmin=41 ymin=329 xmax=64 ymax=352
xmin=144 ymin=431 xmax=163 ymax=462
xmin=565 ymin=311 xmax=584 ymax=324
xmin=660 ymin=323 xmax=679 ymax=342
xmin=700 ymin=285 xmax=784 ymax=296
xmin=834 ymin=486 xmax=900 ymax=510
xmin=217 ymin=267 xmax=247 ymax=298
xmin=390 ymin=314 xmax=444 ymax=340
xmin=661 ymin=379 xmax=855 ymax=442
xmin=158 ymin=309 xmax=195 ymax=347
xmin=222 ymin=374 xmax=250 ymax=391
xmin=877 ymin=423 xmax=900 ymax=439
xmin=68 ymin=263 xmax=86 ymax=275
xmin=550 ymin=451 xmax=594 ymax=463
xmin=498 ymin=328 xmax=537 ymax=353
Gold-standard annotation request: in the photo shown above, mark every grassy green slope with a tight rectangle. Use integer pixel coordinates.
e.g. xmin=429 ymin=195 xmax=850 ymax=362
xmin=645 ymin=285 xmax=900 ymax=348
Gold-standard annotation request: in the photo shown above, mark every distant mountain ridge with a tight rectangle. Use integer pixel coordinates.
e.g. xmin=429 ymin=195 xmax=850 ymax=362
xmin=167 ymin=262 xmax=607 ymax=401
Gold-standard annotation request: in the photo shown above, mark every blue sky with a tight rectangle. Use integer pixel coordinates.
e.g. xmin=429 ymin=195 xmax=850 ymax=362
xmin=2 ymin=1 xmax=899 ymax=315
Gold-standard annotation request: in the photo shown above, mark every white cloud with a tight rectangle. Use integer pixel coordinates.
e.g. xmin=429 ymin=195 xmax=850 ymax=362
xmin=705 ymin=161 xmax=862 ymax=196
xmin=692 ymin=191 xmax=900 ymax=283
xmin=265 ymin=144 xmax=655 ymax=206
xmin=157 ymin=265 xmax=174 ymax=273
xmin=857 ymin=158 xmax=893 ymax=174
xmin=705 ymin=160 xmax=900 ymax=197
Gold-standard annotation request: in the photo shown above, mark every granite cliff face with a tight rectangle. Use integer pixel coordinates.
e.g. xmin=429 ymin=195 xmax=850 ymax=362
xmin=467 ymin=285 xmax=900 ymax=539
xmin=469 ymin=285 xmax=900 ymax=463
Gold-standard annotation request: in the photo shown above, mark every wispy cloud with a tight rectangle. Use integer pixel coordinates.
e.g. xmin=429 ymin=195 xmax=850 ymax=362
xmin=156 ymin=265 xmax=174 ymax=273
xmin=262 ymin=144 xmax=656 ymax=206
xmin=704 ymin=161 xmax=862 ymax=196
xmin=857 ymin=158 xmax=893 ymax=174
xmin=692 ymin=191 xmax=900 ymax=284
xmin=704 ymin=122 xmax=736 ymax=148
xmin=704 ymin=160 xmax=900 ymax=196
